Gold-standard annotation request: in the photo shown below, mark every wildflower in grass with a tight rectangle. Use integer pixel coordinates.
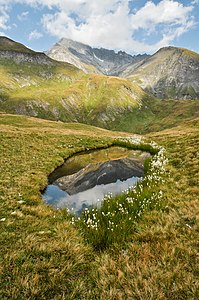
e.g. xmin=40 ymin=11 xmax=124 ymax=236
xmin=0 ymin=218 xmax=6 ymax=222
xmin=17 ymin=200 xmax=25 ymax=204
xmin=11 ymin=211 xmax=17 ymax=215
xmin=68 ymin=137 xmax=168 ymax=250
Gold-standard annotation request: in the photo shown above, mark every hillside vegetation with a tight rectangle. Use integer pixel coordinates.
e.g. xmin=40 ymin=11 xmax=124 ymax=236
xmin=0 ymin=37 xmax=199 ymax=133
xmin=109 ymin=98 xmax=199 ymax=133
xmin=0 ymin=55 xmax=198 ymax=133
xmin=0 ymin=113 xmax=198 ymax=299
xmin=0 ymin=55 xmax=149 ymax=127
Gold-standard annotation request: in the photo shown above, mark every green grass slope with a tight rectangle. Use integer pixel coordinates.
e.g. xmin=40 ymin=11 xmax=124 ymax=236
xmin=0 ymin=38 xmax=198 ymax=134
xmin=0 ymin=113 xmax=198 ymax=299
xmin=0 ymin=37 xmax=149 ymax=128
xmin=0 ymin=54 xmax=198 ymax=134
xmin=0 ymin=54 xmax=148 ymax=127
xmin=109 ymin=98 xmax=199 ymax=133
xmin=0 ymin=113 xmax=116 ymax=299
xmin=91 ymin=119 xmax=199 ymax=299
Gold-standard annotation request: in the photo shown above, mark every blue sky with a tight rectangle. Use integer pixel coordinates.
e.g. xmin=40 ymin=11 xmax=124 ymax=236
xmin=0 ymin=0 xmax=199 ymax=54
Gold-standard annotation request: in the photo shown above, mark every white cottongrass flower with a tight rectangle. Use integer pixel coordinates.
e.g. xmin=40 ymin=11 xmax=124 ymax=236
xmin=11 ymin=211 xmax=17 ymax=215
xmin=17 ymin=200 xmax=25 ymax=204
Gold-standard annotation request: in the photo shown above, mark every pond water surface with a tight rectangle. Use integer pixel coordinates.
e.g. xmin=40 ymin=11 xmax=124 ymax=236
xmin=42 ymin=147 xmax=149 ymax=215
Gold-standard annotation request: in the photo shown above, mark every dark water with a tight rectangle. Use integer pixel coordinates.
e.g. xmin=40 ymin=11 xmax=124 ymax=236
xmin=42 ymin=147 xmax=148 ymax=215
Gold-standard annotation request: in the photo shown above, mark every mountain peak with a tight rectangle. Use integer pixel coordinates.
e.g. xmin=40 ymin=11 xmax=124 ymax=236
xmin=156 ymin=46 xmax=199 ymax=59
xmin=0 ymin=36 xmax=34 ymax=53
xmin=158 ymin=46 xmax=177 ymax=51
xmin=127 ymin=45 xmax=199 ymax=99
xmin=47 ymin=38 xmax=150 ymax=76
xmin=0 ymin=36 xmax=54 ymax=65
xmin=0 ymin=36 xmax=16 ymax=45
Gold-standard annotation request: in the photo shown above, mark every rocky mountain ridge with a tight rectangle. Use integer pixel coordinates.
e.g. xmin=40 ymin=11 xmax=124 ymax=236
xmin=46 ymin=38 xmax=149 ymax=76
xmin=2 ymin=36 xmax=199 ymax=100
xmin=47 ymin=38 xmax=199 ymax=100
xmin=0 ymin=36 xmax=54 ymax=65
xmin=54 ymin=158 xmax=145 ymax=195
xmin=0 ymin=36 xmax=198 ymax=130
xmin=125 ymin=46 xmax=199 ymax=100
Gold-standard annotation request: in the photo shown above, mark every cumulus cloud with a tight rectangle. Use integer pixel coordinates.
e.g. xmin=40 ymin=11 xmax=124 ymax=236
xmin=131 ymin=0 xmax=193 ymax=30
xmin=0 ymin=6 xmax=10 ymax=31
xmin=129 ymin=0 xmax=195 ymax=51
xmin=191 ymin=0 xmax=199 ymax=4
xmin=28 ymin=29 xmax=43 ymax=40
xmin=42 ymin=1 xmax=132 ymax=48
xmin=0 ymin=0 xmax=196 ymax=53
xmin=41 ymin=0 xmax=195 ymax=53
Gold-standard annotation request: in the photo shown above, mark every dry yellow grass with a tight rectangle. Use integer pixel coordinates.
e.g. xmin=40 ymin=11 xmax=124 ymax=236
xmin=88 ymin=118 xmax=199 ymax=299
xmin=0 ymin=114 xmax=198 ymax=299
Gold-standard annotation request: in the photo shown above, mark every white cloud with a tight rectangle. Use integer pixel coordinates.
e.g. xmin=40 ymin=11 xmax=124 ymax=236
xmin=17 ymin=11 xmax=29 ymax=21
xmin=0 ymin=15 xmax=8 ymax=31
xmin=28 ymin=29 xmax=43 ymax=40
xmin=131 ymin=0 xmax=193 ymax=30
xmin=0 ymin=6 xmax=10 ymax=31
xmin=41 ymin=0 xmax=195 ymax=53
xmin=191 ymin=0 xmax=199 ymax=4
xmin=42 ymin=1 xmax=132 ymax=48
xmin=128 ymin=0 xmax=195 ymax=52
xmin=0 ymin=1 xmax=196 ymax=53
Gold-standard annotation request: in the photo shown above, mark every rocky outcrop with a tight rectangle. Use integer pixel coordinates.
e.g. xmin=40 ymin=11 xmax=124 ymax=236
xmin=125 ymin=46 xmax=199 ymax=100
xmin=0 ymin=36 xmax=34 ymax=53
xmin=53 ymin=157 xmax=148 ymax=195
xmin=46 ymin=38 xmax=149 ymax=75
xmin=0 ymin=50 xmax=53 ymax=65
xmin=0 ymin=36 xmax=54 ymax=65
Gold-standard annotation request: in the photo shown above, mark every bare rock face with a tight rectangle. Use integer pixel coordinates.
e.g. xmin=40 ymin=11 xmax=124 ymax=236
xmin=0 ymin=36 xmax=53 ymax=65
xmin=125 ymin=47 xmax=199 ymax=100
xmin=54 ymin=157 xmax=146 ymax=195
xmin=0 ymin=50 xmax=53 ymax=65
xmin=46 ymin=38 xmax=149 ymax=75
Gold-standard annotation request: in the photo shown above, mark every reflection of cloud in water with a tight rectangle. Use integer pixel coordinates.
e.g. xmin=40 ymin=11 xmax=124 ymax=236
xmin=43 ymin=177 xmax=140 ymax=215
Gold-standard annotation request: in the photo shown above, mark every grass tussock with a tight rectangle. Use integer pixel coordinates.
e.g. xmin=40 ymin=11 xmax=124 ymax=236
xmin=75 ymin=137 xmax=167 ymax=250
xmin=0 ymin=113 xmax=198 ymax=299
xmin=88 ymin=119 xmax=199 ymax=299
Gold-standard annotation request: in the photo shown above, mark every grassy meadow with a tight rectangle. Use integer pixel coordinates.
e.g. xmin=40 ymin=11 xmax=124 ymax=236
xmin=0 ymin=112 xmax=198 ymax=299
xmin=0 ymin=57 xmax=146 ymax=127
xmin=109 ymin=98 xmax=199 ymax=134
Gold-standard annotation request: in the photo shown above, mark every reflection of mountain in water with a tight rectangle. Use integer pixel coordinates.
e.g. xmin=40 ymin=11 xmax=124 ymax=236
xmin=54 ymin=157 xmax=146 ymax=195
xmin=44 ymin=176 xmax=140 ymax=215
xmin=42 ymin=147 xmax=151 ymax=214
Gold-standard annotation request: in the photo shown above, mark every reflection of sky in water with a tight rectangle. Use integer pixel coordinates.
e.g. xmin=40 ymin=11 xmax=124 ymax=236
xmin=43 ymin=176 xmax=140 ymax=215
